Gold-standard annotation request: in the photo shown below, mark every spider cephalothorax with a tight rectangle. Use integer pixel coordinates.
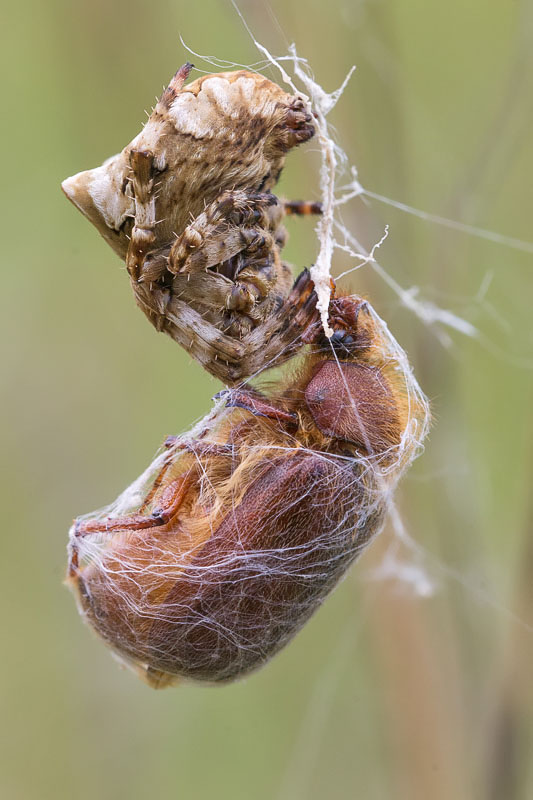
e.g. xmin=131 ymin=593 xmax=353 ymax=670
xmin=62 ymin=64 xmax=320 ymax=383
xmin=67 ymin=277 xmax=427 ymax=687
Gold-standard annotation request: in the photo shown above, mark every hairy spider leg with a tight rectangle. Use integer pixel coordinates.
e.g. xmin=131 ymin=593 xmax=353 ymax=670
xmin=283 ymin=200 xmax=323 ymax=216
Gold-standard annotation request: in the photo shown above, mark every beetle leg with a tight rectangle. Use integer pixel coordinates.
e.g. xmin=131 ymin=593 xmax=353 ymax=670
xmin=218 ymin=388 xmax=298 ymax=427
xmin=68 ymin=471 xmax=193 ymax=578
xmin=73 ymin=469 xmax=195 ymax=539
xmin=150 ymin=474 xmax=194 ymax=524
xmin=144 ymin=666 xmax=179 ymax=690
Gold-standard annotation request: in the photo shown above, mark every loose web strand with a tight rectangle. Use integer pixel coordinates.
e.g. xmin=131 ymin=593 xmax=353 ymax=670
xmin=182 ymin=23 xmax=533 ymax=353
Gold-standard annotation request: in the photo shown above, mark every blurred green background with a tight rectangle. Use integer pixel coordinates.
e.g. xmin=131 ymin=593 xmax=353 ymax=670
xmin=2 ymin=0 xmax=532 ymax=798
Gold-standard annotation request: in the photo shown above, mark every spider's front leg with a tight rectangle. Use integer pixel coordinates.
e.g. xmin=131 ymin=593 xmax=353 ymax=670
xmin=165 ymin=190 xmax=291 ymax=321
xmin=168 ymin=189 xmax=286 ymax=272
xmin=126 ymin=148 xmax=160 ymax=282
xmin=130 ymin=187 xmax=323 ymax=351
xmin=233 ymin=269 xmax=322 ymax=381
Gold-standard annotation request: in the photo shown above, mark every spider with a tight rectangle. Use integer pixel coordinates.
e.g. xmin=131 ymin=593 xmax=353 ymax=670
xmin=62 ymin=63 xmax=322 ymax=383
xmin=67 ymin=276 xmax=427 ymax=687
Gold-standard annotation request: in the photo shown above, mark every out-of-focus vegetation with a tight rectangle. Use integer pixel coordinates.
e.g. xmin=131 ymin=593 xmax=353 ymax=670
xmin=1 ymin=1 xmax=532 ymax=798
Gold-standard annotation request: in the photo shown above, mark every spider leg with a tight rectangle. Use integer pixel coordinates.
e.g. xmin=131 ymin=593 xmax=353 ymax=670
xmin=167 ymin=190 xmax=285 ymax=276
xmin=171 ymin=226 xmax=278 ymax=276
xmin=133 ymin=269 xmax=318 ymax=384
xmin=126 ymin=149 xmax=158 ymax=281
xmin=210 ymin=269 xmax=318 ymax=381
xmin=124 ymin=183 xmax=324 ymax=379
xmin=138 ymin=244 xmax=291 ymax=332
xmin=235 ymin=269 xmax=320 ymax=379
xmin=283 ymin=200 xmax=323 ymax=216
xmin=163 ymin=190 xmax=291 ymax=339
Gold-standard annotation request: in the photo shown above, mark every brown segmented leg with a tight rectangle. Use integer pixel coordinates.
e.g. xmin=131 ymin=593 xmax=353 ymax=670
xmin=283 ymin=200 xmax=323 ymax=216
xmin=68 ymin=471 xmax=193 ymax=578
xmin=287 ymin=267 xmax=320 ymax=305
xmin=173 ymin=227 xmax=277 ymax=276
xmin=136 ymin=447 xmax=181 ymax=514
xmin=126 ymin=149 xmax=158 ymax=281
xmin=213 ymin=190 xmax=284 ymax=229
xmin=218 ymin=388 xmax=298 ymax=427
xmin=73 ymin=469 xmax=195 ymax=539
xmin=122 ymin=182 xmax=325 ymax=383
xmin=167 ymin=190 xmax=284 ymax=276
xmin=136 ymin=269 xmax=319 ymax=384
xmin=237 ymin=270 xmax=319 ymax=377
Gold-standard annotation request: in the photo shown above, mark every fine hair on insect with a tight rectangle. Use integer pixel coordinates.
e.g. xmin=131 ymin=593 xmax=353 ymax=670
xmin=66 ymin=273 xmax=429 ymax=687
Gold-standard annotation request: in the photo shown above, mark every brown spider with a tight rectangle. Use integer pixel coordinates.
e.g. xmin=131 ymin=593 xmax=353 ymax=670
xmin=62 ymin=64 xmax=322 ymax=383
xmin=67 ymin=277 xmax=427 ymax=687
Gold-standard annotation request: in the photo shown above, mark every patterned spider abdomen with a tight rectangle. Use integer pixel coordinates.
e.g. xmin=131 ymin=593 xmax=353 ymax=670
xmin=62 ymin=65 xmax=314 ymax=262
xmin=61 ymin=66 xmax=318 ymax=382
